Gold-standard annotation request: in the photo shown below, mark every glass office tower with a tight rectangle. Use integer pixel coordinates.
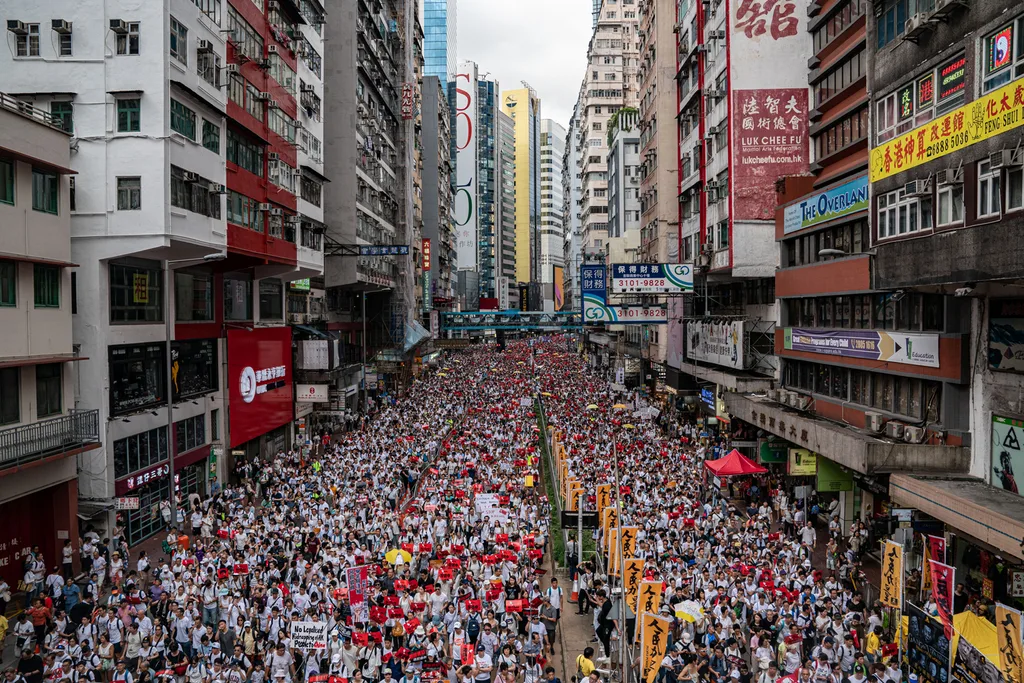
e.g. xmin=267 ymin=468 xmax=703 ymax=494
xmin=424 ymin=0 xmax=457 ymax=90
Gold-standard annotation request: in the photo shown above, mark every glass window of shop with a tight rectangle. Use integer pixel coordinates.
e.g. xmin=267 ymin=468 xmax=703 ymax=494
xmin=109 ymin=343 xmax=167 ymax=416
xmin=171 ymin=339 xmax=217 ymax=401
xmin=259 ymin=279 xmax=283 ymax=319
xmin=176 ymin=461 xmax=206 ymax=498
xmin=119 ymin=474 xmax=171 ymax=546
xmin=174 ymin=271 xmax=215 ymax=321
xmin=113 ymin=426 xmax=169 ymax=480
xmin=223 ymin=272 xmax=252 ymax=320
xmin=175 ymin=414 xmax=206 ymax=454
xmin=110 ymin=260 xmax=163 ymax=323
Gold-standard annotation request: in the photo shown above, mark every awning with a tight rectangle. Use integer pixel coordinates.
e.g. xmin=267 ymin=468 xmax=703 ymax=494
xmin=0 ymin=146 xmax=77 ymax=176
xmin=77 ymin=499 xmax=114 ymax=520
xmin=0 ymin=251 xmax=78 ymax=268
xmin=679 ymin=361 xmax=773 ymax=393
xmin=890 ymin=474 xmax=1024 ymax=561
xmin=0 ymin=354 xmax=88 ymax=369
xmin=301 ymin=163 xmax=330 ymax=183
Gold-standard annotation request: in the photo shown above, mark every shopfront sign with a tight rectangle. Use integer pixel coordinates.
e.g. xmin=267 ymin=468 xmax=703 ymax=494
xmin=759 ymin=439 xmax=788 ymax=464
xmin=584 ymin=265 xmax=668 ymax=324
xmin=228 ymin=327 xmax=294 ymax=448
xmin=116 ymin=462 xmax=170 ymax=496
xmin=989 ymin=298 xmax=1024 ymax=373
xmin=816 ymin=456 xmax=853 ymax=492
xmin=788 ymin=448 xmax=817 ymax=475
xmin=783 ymin=175 xmax=869 ymax=234
xmin=992 ymin=414 xmax=1024 ymax=496
xmin=700 ymin=387 xmax=716 ymax=412
xmin=115 ymin=497 xmax=140 ymax=510
xmin=610 ymin=264 xmax=694 ymax=294
xmin=1011 ymin=570 xmax=1024 ymax=598
xmin=686 ymin=320 xmax=745 ymax=369
xmin=784 ymin=328 xmax=940 ymax=368
xmin=296 ymin=383 xmax=329 ymax=403
xmin=870 ymin=75 xmax=1024 ymax=182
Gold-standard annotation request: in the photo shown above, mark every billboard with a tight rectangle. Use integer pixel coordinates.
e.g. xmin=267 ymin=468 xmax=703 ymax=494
xmin=553 ymin=266 xmax=565 ymax=311
xmin=227 ymin=327 xmax=294 ymax=447
xmin=989 ymin=298 xmax=1024 ymax=373
xmin=729 ymin=0 xmax=811 ymax=221
xmin=992 ymin=415 xmax=1024 ymax=496
xmin=610 ymin=264 xmax=694 ymax=294
xmin=455 ymin=62 xmax=478 ymax=270
xmin=296 ymin=383 xmax=329 ymax=403
xmin=783 ymin=174 xmax=869 ymax=234
xmin=583 ymin=265 xmax=667 ymax=324
xmin=686 ymin=320 xmax=745 ymax=370
xmin=784 ymin=328 xmax=940 ymax=368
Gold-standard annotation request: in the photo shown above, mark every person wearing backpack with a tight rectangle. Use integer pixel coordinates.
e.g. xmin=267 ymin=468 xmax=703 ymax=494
xmin=466 ymin=613 xmax=481 ymax=645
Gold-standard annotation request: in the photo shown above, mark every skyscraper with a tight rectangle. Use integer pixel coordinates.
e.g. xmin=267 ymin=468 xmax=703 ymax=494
xmin=540 ymin=119 xmax=566 ymax=311
xmin=502 ymin=87 xmax=541 ymax=292
xmin=424 ymin=0 xmax=457 ymax=90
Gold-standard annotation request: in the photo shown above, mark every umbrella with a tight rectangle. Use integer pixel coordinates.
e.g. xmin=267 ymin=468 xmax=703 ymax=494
xmin=613 ymin=403 xmax=628 ymax=410
xmin=541 ymin=392 xmax=552 ymax=397
xmin=586 ymin=404 xmax=599 ymax=410
xmin=385 ymin=549 xmax=412 ymax=565
xmin=675 ymin=600 xmax=705 ymax=623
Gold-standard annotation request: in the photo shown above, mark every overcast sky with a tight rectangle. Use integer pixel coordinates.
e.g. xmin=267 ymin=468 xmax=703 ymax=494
xmin=457 ymin=0 xmax=593 ymax=130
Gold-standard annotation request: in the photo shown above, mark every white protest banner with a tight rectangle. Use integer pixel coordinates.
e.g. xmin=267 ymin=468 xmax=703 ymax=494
xmin=291 ymin=621 xmax=330 ymax=650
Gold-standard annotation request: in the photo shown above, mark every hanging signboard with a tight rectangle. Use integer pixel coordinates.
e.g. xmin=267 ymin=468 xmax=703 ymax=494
xmin=784 ymin=328 xmax=940 ymax=368
xmin=686 ymin=320 xmax=745 ymax=369
xmin=610 ymin=264 xmax=694 ymax=294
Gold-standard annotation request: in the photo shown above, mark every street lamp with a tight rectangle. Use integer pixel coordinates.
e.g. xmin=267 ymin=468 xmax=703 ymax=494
xmin=164 ymin=252 xmax=226 ymax=531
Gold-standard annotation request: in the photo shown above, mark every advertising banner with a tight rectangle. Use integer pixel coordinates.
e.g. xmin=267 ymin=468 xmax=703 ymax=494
xmin=930 ymin=559 xmax=956 ymax=639
xmin=296 ymin=384 xmax=329 ymax=403
xmin=686 ymin=320 xmax=745 ymax=369
xmin=953 ymin=635 xmax=1005 ymax=683
xmin=784 ymin=328 xmax=940 ymax=368
xmin=455 ymin=62 xmax=478 ymax=270
xmin=610 ymin=264 xmax=694 ymax=293
xmin=870 ymin=75 xmax=1024 ymax=182
xmin=292 ymin=621 xmax=330 ymax=650
xmin=227 ymin=327 xmax=294 ymax=448
xmin=881 ymin=540 xmax=903 ymax=609
xmin=553 ymin=266 xmax=565 ymax=311
xmin=908 ymin=602 xmax=952 ymax=683
xmin=783 ymin=174 xmax=869 ymax=234
xmin=584 ymin=265 xmax=668 ymax=324
xmin=989 ymin=299 xmax=1024 ymax=373
xmin=788 ymin=448 xmax=817 ymax=476
xmin=759 ymin=440 xmax=788 ymax=464
xmin=997 ymin=603 xmax=1024 ymax=683
xmin=816 ymin=457 xmax=853 ymax=492
xmin=992 ymin=415 xmax=1024 ymax=496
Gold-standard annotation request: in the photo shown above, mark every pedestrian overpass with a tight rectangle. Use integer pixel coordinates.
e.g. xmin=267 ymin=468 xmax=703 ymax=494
xmin=440 ymin=311 xmax=582 ymax=331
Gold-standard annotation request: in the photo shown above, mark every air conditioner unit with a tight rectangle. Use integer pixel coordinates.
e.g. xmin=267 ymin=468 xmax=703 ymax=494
xmin=255 ymin=92 xmax=273 ymax=101
xmin=709 ymin=30 xmax=726 ymax=39
xmin=182 ymin=171 xmax=200 ymax=183
xmin=904 ymin=178 xmax=932 ymax=197
xmin=258 ymin=203 xmax=273 ymax=211
xmin=903 ymin=14 xmax=931 ymax=40
xmin=224 ymin=63 xmax=240 ymax=75
xmin=696 ymin=44 xmax=710 ymax=53
xmin=208 ymin=183 xmax=227 ymax=194
xmin=270 ymin=208 xmax=284 ymax=216
xmin=904 ymin=425 xmax=926 ymax=444
xmin=885 ymin=421 xmax=905 ymax=440
xmin=301 ymin=83 xmax=316 ymax=93
xmin=288 ymin=312 xmax=303 ymax=324
xmin=630 ymin=176 xmax=640 ymax=184
xmin=697 ymin=251 xmax=712 ymax=268
xmin=792 ymin=394 xmax=812 ymax=410
xmin=866 ymin=411 xmax=886 ymax=433
xmin=7 ymin=20 xmax=27 ymax=35
xmin=701 ymin=243 xmax=714 ymax=254
xmin=51 ymin=19 xmax=72 ymax=34
xmin=268 ymin=152 xmax=281 ymax=161
xmin=268 ymin=100 xmax=281 ymax=110
xmin=708 ymin=124 xmax=722 ymax=135
xmin=935 ymin=167 xmax=964 ymax=185
xmin=197 ymin=39 xmax=214 ymax=53
xmin=766 ymin=389 xmax=781 ymax=402
xmin=269 ymin=0 xmax=281 ymax=9
xmin=268 ymin=44 xmax=279 ymax=55
xmin=990 ymin=148 xmax=1024 ymax=169
xmin=705 ymin=88 xmax=725 ymax=99
xmin=256 ymin=58 xmax=272 ymax=69
xmin=931 ymin=0 xmax=968 ymax=19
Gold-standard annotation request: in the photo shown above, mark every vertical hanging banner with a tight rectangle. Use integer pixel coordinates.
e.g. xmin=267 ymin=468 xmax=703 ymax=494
xmin=880 ymin=540 xmax=904 ymax=609
xmin=596 ymin=484 xmax=612 ymax=514
xmin=641 ymin=615 xmax=672 ymax=683
xmin=601 ymin=506 xmax=618 ymax=547
xmin=620 ymin=527 xmax=638 ymax=560
xmin=623 ymin=559 xmax=645 ymax=615
xmin=908 ymin=602 xmax=952 ymax=683
xmin=635 ymin=581 xmax=664 ymax=643
xmin=923 ymin=535 xmax=947 ymax=593
xmin=996 ymin=603 xmax=1024 ymax=683
xmin=607 ymin=527 xmax=620 ymax=576
xmin=454 ymin=62 xmax=478 ymax=271
xmin=929 ymin=560 xmax=955 ymax=639
xmin=347 ymin=565 xmax=370 ymax=623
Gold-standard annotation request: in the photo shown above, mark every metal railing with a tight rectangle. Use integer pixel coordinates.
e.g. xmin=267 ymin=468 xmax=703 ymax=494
xmin=0 ymin=409 xmax=101 ymax=470
xmin=0 ymin=92 xmax=67 ymax=132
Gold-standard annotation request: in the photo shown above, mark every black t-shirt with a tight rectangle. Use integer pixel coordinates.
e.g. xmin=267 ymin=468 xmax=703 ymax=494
xmin=18 ymin=655 xmax=44 ymax=683
xmin=597 ymin=600 xmax=613 ymax=628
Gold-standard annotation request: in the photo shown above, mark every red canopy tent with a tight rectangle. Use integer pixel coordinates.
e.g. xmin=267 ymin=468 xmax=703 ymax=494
xmin=703 ymin=449 xmax=767 ymax=476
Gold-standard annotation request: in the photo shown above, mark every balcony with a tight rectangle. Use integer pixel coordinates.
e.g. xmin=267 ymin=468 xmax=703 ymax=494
xmin=0 ymin=410 xmax=101 ymax=471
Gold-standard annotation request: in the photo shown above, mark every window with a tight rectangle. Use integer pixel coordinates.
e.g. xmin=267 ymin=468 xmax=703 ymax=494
xmin=0 ymin=261 xmax=15 ymax=306
xmin=170 ymin=16 xmax=188 ymax=64
xmin=170 ymin=166 xmax=221 ymax=219
xmin=109 ymin=343 xmax=166 ymax=416
xmin=877 ymin=188 xmax=931 ymax=239
xmin=35 ymin=364 xmax=62 ymax=417
xmin=983 ymin=17 xmax=1024 ymax=94
xmin=170 ymin=99 xmax=197 ymax=139
xmin=302 ymin=38 xmax=322 ymax=77
xmin=175 ymin=415 xmax=206 ymax=454
xmin=113 ymin=427 xmax=168 ymax=480
xmin=717 ymin=220 xmax=729 ymax=249
xmin=269 ymin=108 xmax=296 ymax=143
xmin=175 ymin=271 xmax=214 ymax=321
xmin=245 ymin=83 xmax=264 ymax=121
xmin=226 ymin=130 xmax=264 ymax=176
xmin=0 ymin=367 xmax=19 ymax=424
xmin=211 ymin=409 xmax=220 ymax=441
xmin=32 ymin=169 xmax=58 ymax=214
xmin=57 ymin=28 xmax=72 ymax=56
xmin=50 ymin=102 xmax=73 ymax=133
xmin=979 ymin=159 xmax=1001 ymax=219
xmin=115 ymin=22 xmax=140 ymax=55
xmin=269 ymin=54 xmax=296 ymax=94
xmin=268 ymin=158 xmax=295 ymax=193
xmin=876 ymin=0 xmax=906 ymax=49
xmin=937 ymin=184 xmax=964 ymax=226
xmin=0 ymin=160 xmax=13 ymax=205
xmin=812 ymin=49 xmax=865 ymax=107
xmin=109 ymin=261 xmax=162 ymax=323
xmin=1009 ymin=166 xmax=1024 ymax=212
xmin=117 ymin=99 xmax=141 ymax=133
xmin=227 ymin=191 xmax=262 ymax=231
xmin=228 ymin=8 xmax=263 ymax=61
xmin=223 ymin=273 xmax=253 ymax=320
xmin=194 ymin=0 xmax=223 ymax=24
xmin=15 ymin=23 xmax=39 ymax=57
xmin=172 ymin=339 xmax=217 ymax=400
xmin=33 ymin=264 xmax=60 ymax=308
xmin=197 ymin=50 xmax=220 ymax=86
xmin=259 ymin=279 xmax=283 ymax=319
xmin=116 ymin=177 xmax=141 ymax=210
xmin=202 ymin=120 xmax=220 ymax=153
xmin=813 ymin=0 xmax=867 ymax=52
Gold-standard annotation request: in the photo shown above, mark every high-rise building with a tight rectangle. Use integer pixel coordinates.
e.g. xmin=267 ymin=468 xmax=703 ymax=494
xmin=562 ymin=100 xmax=584 ymax=311
xmin=0 ymin=99 xmax=100 ymax=586
xmin=502 ymin=87 xmax=542 ymax=293
xmin=2 ymin=0 xmax=325 ymax=543
xmin=497 ymin=110 xmax=518 ymax=310
xmin=540 ymin=119 xmax=566 ymax=311
xmin=421 ymin=76 xmax=456 ymax=312
xmin=423 ymin=0 xmax=457 ymax=91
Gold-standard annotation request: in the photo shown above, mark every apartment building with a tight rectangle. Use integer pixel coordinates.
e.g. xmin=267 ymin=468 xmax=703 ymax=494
xmin=540 ymin=119 xmax=566 ymax=311
xmin=421 ymin=76 xmax=456 ymax=315
xmin=502 ymin=87 xmax=542 ymax=306
xmin=562 ymin=101 xmax=584 ymax=311
xmin=497 ymin=109 xmax=519 ymax=310
xmin=0 ymin=99 xmax=100 ymax=583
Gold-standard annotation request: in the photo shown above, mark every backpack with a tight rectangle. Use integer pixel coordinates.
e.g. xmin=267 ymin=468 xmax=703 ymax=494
xmin=466 ymin=615 xmax=481 ymax=640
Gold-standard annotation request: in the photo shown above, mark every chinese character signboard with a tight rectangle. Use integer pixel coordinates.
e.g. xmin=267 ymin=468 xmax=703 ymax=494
xmin=227 ymin=327 xmax=294 ymax=448
xmin=455 ymin=62 xmax=478 ymax=271
xmin=641 ymin=615 xmax=671 ymax=683
xmin=686 ymin=320 xmax=745 ymax=369
xmin=997 ymin=603 xmax=1024 ymax=683
xmin=133 ymin=272 xmax=149 ymax=304
xmin=784 ymin=328 xmax=940 ymax=368
xmin=359 ymin=245 xmax=409 ymax=256
xmin=880 ymin=540 xmax=903 ymax=609
xmin=584 ymin=264 xmax=668 ymax=324
xmin=783 ymin=174 xmax=868 ymax=234
xmin=870 ymin=75 xmax=1024 ymax=182
xmin=624 ymin=559 xmax=644 ymax=615
xmin=422 ymin=239 xmax=431 ymax=271
xmin=401 ymin=83 xmax=415 ymax=120
xmin=929 ymin=559 xmax=955 ymax=638
xmin=347 ymin=565 xmax=370 ymax=623
xmin=610 ymin=264 xmax=694 ymax=293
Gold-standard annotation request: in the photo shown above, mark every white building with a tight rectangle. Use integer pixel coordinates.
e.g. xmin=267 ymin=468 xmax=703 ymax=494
xmin=539 ymin=118 xmax=565 ymax=311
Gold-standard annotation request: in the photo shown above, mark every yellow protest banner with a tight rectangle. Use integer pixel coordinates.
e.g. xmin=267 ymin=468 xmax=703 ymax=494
xmin=641 ymin=614 xmax=672 ymax=683
xmin=601 ymin=506 xmax=618 ymax=546
xmin=607 ymin=527 xmax=620 ymax=575
xmin=620 ymin=526 xmax=638 ymax=560
xmin=568 ymin=483 xmax=584 ymax=512
xmin=623 ymin=559 xmax=644 ymax=620
xmin=525 ymin=474 xmax=534 ymax=488
xmin=880 ymin=540 xmax=903 ymax=609
xmin=870 ymin=75 xmax=1024 ymax=182
xmin=597 ymin=484 xmax=612 ymax=513
xmin=997 ymin=603 xmax=1024 ymax=683
xmin=635 ymin=580 xmax=664 ymax=643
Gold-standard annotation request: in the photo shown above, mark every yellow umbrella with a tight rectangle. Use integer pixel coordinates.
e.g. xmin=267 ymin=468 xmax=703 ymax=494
xmin=586 ymin=404 xmax=599 ymax=410
xmin=385 ymin=549 xmax=412 ymax=564
xmin=437 ymin=373 xmax=448 ymax=377
xmin=613 ymin=403 xmax=628 ymax=410
xmin=541 ymin=392 xmax=553 ymax=397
